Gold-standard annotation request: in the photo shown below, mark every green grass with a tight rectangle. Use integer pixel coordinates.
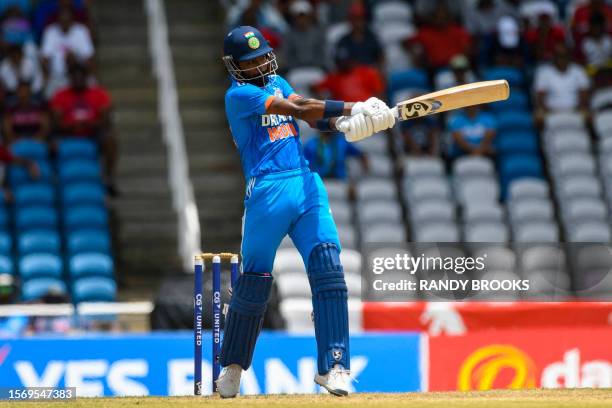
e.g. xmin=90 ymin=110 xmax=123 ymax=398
xmin=1 ymin=389 xmax=611 ymax=408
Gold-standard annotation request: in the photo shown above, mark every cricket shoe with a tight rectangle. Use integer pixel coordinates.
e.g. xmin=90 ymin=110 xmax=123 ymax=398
xmin=314 ymin=364 xmax=351 ymax=396
xmin=216 ymin=364 xmax=242 ymax=398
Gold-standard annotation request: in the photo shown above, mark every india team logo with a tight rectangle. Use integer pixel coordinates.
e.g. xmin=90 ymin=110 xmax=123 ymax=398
xmin=248 ymin=37 xmax=260 ymax=49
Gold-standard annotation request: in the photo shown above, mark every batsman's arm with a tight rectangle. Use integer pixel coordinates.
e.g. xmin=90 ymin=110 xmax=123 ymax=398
xmin=266 ymin=95 xmax=354 ymax=123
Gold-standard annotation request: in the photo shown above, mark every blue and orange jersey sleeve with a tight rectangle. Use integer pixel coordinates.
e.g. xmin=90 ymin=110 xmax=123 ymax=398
xmin=226 ymin=83 xmax=275 ymax=119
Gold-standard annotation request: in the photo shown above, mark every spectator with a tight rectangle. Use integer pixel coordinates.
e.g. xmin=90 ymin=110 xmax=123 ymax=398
xmin=29 ymin=286 xmax=73 ymax=335
xmin=579 ymin=12 xmax=612 ymax=74
xmin=313 ymin=45 xmax=385 ymax=102
xmin=3 ymin=81 xmax=50 ymax=143
xmin=41 ymin=7 xmax=94 ymax=98
xmin=401 ymin=115 xmax=440 ymax=157
xmin=404 ymin=2 xmax=472 ymax=72
xmin=33 ymin=0 xmax=91 ymax=41
xmin=0 ymin=142 xmax=40 ymax=201
xmin=51 ymin=64 xmax=118 ymax=193
xmin=491 ymin=15 xmax=527 ymax=67
xmin=525 ymin=11 xmax=566 ymax=62
xmin=282 ymin=0 xmax=326 ymax=70
xmin=447 ymin=104 xmax=497 ymax=159
xmin=320 ymin=0 xmax=353 ymax=24
xmin=303 ymin=131 xmax=368 ymax=180
xmin=336 ymin=3 xmax=383 ymax=68
xmin=227 ymin=0 xmax=288 ymax=34
xmin=0 ymin=44 xmax=44 ymax=96
xmin=571 ymin=0 xmax=612 ymax=47
xmin=534 ymin=44 xmax=590 ymax=125
xmin=434 ymin=54 xmax=476 ymax=90
xmin=0 ymin=274 xmax=29 ymax=337
xmin=2 ymin=6 xmax=39 ymax=61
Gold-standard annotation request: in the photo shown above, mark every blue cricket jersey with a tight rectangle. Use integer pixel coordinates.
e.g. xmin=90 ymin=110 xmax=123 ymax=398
xmin=224 ymin=74 xmax=309 ymax=179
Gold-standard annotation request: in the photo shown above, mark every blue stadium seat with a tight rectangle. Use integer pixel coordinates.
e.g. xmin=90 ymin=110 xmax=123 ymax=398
xmin=8 ymin=160 xmax=53 ymax=186
xmin=69 ymin=253 xmax=113 ymax=278
xmin=0 ymin=232 xmax=11 ymax=255
xmin=62 ymin=183 xmax=106 ymax=207
xmin=500 ymin=155 xmax=544 ymax=198
xmin=72 ymin=276 xmax=116 ymax=303
xmin=14 ymin=183 xmax=55 ymax=207
xmin=497 ymin=111 xmax=535 ymax=133
xmin=483 ymin=66 xmax=524 ymax=87
xmin=490 ymin=89 xmax=528 ymax=112
xmin=57 ymin=139 xmax=98 ymax=160
xmin=496 ymin=135 xmax=539 ymax=156
xmin=18 ymin=231 xmax=61 ymax=256
xmin=15 ymin=206 xmax=58 ymax=232
xmin=59 ymin=160 xmax=102 ymax=184
xmin=21 ymin=277 xmax=67 ymax=302
xmin=64 ymin=206 xmax=109 ymax=231
xmin=0 ymin=254 xmax=14 ymax=274
xmin=67 ymin=230 xmax=111 ymax=255
xmin=19 ymin=253 xmax=63 ymax=279
xmin=10 ymin=139 xmax=48 ymax=160
xmin=388 ymin=69 xmax=429 ymax=96
xmin=0 ymin=207 xmax=9 ymax=230
xmin=497 ymin=130 xmax=538 ymax=143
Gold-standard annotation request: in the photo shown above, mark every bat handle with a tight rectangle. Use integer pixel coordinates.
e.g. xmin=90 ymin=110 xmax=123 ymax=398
xmin=391 ymin=106 xmax=399 ymax=118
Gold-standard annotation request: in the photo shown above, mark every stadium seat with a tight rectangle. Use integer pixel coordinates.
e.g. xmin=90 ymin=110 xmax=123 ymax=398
xmin=354 ymin=133 xmax=388 ymax=154
xmin=463 ymin=203 xmax=504 ymax=224
xmin=410 ymin=200 xmax=455 ymax=225
xmin=514 ymin=222 xmax=559 ymax=243
xmin=337 ymin=225 xmax=357 ymax=249
xmin=358 ymin=201 xmax=402 ymax=225
xmin=14 ymin=183 xmax=55 ymax=207
xmin=0 ymin=232 xmax=11 ymax=255
xmin=404 ymin=157 xmax=445 ymax=178
xmin=361 ymin=223 xmax=406 ymax=243
xmin=15 ymin=206 xmax=58 ymax=232
xmin=509 ymin=199 xmax=554 ymax=224
xmin=552 ymin=154 xmax=596 ymax=178
xmin=0 ymin=207 xmax=9 ymax=230
xmin=69 ymin=253 xmax=114 ymax=278
xmin=340 ymin=249 xmax=362 ymax=275
xmin=273 ymin=248 xmax=303 ymax=274
xmin=388 ymin=69 xmax=429 ymax=98
xmin=19 ymin=253 xmax=62 ymax=279
xmin=62 ymin=183 xmax=106 ymax=207
xmin=474 ymin=246 xmax=516 ymax=271
xmin=72 ymin=276 xmax=117 ymax=303
xmin=59 ymin=160 xmax=102 ymax=184
xmin=591 ymin=87 xmax=612 ymax=111
xmin=521 ymin=246 xmax=566 ymax=273
xmin=0 ymin=254 xmax=14 ymax=274
xmin=594 ymin=111 xmax=612 ymax=138
xmin=482 ymin=66 xmax=524 ymax=87
xmin=545 ymin=112 xmax=586 ymax=132
xmin=500 ymin=155 xmax=543 ymax=195
xmin=21 ymin=277 xmax=67 ymax=302
xmin=562 ymin=199 xmax=607 ymax=225
xmin=558 ymin=176 xmax=602 ymax=200
xmin=329 ymin=201 xmax=352 ymax=224
xmin=508 ymin=178 xmax=550 ymax=201
xmin=8 ymin=161 xmax=53 ymax=185
xmin=497 ymin=111 xmax=534 ymax=133
xmin=10 ymin=139 xmax=48 ymax=160
xmin=568 ymin=223 xmax=611 ymax=242
xmin=545 ymin=133 xmax=590 ymax=156
xmin=285 ymin=67 xmax=325 ymax=97
xmin=404 ymin=177 xmax=451 ymax=202
xmin=497 ymin=135 xmax=538 ymax=156
xmin=465 ymin=222 xmax=509 ymax=243
xmin=453 ymin=156 xmax=494 ymax=179
xmin=373 ymin=1 xmax=412 ymax=25
xmin=489 ymin=89 xmax=528 ymax=112
xmin=456 ymin=178 xmax=500 ymax=206
xmin=375 ymin=22 xmax=415 ymax=43
xmin=356 ymin=179 xmax=396 ymax=201
xmin=276 ymin=272 xmax=310 ymax=298
xmin=414 ymin=222 xmax=459 ymax=242
xmin=18 ymin=231 xmax=61 ymax=256
xmin=64 ymin=206 xmax=109 ymax=231
xmin=57 ymin=139 xmax=98 ymax=160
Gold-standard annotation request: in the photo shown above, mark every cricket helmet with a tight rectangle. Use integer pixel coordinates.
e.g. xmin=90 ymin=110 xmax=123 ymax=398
xmin=223 ymin=26 xmax=277 ymax=83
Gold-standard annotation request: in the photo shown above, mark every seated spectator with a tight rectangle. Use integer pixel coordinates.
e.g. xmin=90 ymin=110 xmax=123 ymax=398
xmin=50 ymin=64 xmax=118 ymax=193
xmin=227 ymin=0 xmax=288 ymax=35
xmin=41 ymin=7 xmax=94 ymax=98
xmin=33 ymin=0 xmax=91 ymax=41
xmin=2 ymin=6 xmax=39 ymax=61
xmin=401 ymin=116 xmax=440 ymax=157
xmin=434 ymin=54 xmax=477 ymax=90
xmin=447 ymin=105 xmax=497 ymax=159
xmin=465 ymin=0 xmax=509 ymax=65
xmin=534 ymin=44 xmax=590 ymax=125
xmin=0 ymin=44 xmax=44 ymax=96
xmin=313 ymin=45 xmax=385 ymax=102
xmin=491 ymin=15 xmax=527 ymax=67
xmin=282 ymin=1 xmax=326 ymax=70
xmin=404 ymin=2 xmax=472 ymax=72
xmin=3 ymin=81 xmax=50 ymax=143
xmin=336 ymin=3 xmax=383 ymax=68
xmin=525 ymin=11 xmax=566 ymax=62
xmin=571 ymin=0 xmax=612 ymax=48
xmin=303 ymin=131 xmax=368 ymax=180
xmin=579 ymin=12 xmax=612 ymax=74
xmin=0 ymin=274 xmax=29 ymax=337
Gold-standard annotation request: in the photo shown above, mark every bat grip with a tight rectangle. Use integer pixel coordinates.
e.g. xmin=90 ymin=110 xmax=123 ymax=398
xmin=391 ymin=106 xmax=399 ymax=118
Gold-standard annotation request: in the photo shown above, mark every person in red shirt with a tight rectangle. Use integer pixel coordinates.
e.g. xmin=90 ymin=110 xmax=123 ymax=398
xmin=404 ymin=2 xmax=472 ymax=71
xmin=572 ymin=0 xmax=612 ymax=47
xmin=50 ymin=64 xmax=118 ymax=194
xmin=313 ymin=45 xmax=385 ymax=102
xmin=525 ymin=12 xmax=566 ymax=63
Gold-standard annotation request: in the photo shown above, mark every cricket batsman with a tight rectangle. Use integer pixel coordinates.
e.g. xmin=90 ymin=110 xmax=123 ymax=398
xmin=217 ymin=26 xmax=395 ymax=397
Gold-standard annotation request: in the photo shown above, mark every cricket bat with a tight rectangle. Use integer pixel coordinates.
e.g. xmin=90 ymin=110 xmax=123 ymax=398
xmin=391 ymin=80 xmax=509 ymax=121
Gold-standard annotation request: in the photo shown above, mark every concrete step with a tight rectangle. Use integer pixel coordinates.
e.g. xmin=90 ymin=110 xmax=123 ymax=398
xmin=120 ymin=222 xmax=178 ymax=244
xmin=98 ymin=45 xmax=150 ymax=62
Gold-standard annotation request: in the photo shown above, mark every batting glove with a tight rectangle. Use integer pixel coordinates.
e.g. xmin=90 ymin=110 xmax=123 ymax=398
xmin=336 ymin=113 xmax=376 ymax=142
xmin=352 ymin=97 xmax=396 ymax=131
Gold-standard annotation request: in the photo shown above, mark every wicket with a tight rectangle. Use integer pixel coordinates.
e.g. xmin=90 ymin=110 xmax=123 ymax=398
xmin=193 ymin=252 xmax=240 ymax=395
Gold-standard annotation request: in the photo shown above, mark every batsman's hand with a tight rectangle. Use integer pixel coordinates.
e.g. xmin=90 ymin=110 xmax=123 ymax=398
xmin=351 ymin=97 xmax=395 ymax=131
xmin=336 ymin=113 xmax=375 ymax=142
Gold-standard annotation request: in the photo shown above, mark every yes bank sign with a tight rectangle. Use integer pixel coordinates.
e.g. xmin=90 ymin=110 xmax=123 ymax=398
xmin=0 ymin=332 xmax=423 ymax=396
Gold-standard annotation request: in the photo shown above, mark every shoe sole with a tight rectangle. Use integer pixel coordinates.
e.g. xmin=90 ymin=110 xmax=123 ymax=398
xmin=314 ymin=377 xmax=349 ymax=397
